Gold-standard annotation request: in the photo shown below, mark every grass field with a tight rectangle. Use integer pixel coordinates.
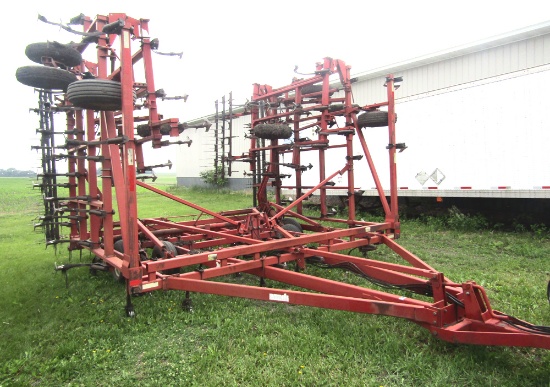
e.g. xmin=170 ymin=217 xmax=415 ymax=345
xmin=0 ymin=177 xmax=549 ymax=386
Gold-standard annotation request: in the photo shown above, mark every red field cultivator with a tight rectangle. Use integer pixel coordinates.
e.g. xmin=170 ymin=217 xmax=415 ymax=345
xmin=17 ymin=13 xmax=550 ymax=349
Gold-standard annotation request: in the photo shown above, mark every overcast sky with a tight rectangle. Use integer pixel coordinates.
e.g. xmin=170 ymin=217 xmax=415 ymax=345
xmin=3 ymin=0 xmax=550 ymax=172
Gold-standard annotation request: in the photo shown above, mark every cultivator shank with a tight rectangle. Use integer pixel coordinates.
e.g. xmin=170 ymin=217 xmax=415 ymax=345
xmin=17 ymin=13 xmax=549 ymax=349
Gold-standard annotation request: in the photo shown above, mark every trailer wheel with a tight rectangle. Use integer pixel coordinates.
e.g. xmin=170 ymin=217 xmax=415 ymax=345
xmin=152 ymin=241 xmax=180 ymax=274
xmin=281 ymin=217 xmax=303 ymax=233
xmin=15 ymin=65 xmax=77 ymax=91
xmin=357 ymin=110 xmax=396 ymax=128
xmin=253 ymin=124 xmax=292 ymax=140
xmin=547 ymin=280 xmax=550 ymax=304
xmin=66 ymin=79 xmax=136 ymax=111
xmin=25 ymin=42 xmax=82 ymax=67
xmin=113 ymin=239 xmax=126 ymax=283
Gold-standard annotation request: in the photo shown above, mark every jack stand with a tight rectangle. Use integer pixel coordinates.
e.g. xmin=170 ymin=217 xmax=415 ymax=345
xmin=182 ymin=291 xmax=193 ymax=312
xmin=125 ymin=293 xmax=135 ymax=318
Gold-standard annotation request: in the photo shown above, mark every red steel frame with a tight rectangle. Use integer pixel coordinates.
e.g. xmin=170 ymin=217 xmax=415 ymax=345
xmin=38 ymin=13 xmax=549 ymax=349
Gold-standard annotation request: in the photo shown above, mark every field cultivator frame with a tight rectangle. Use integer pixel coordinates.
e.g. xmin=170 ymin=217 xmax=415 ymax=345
xmin=18 ymin=13 xmax=550 ymax=349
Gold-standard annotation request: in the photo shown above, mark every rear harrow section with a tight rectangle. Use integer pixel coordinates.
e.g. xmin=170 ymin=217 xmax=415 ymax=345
xmin=15 ymin=13 xmax=549 ymax=349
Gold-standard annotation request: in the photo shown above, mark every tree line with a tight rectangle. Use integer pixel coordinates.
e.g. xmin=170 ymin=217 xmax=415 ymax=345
xmin=0 ymin=168 xmax=36 ymax=177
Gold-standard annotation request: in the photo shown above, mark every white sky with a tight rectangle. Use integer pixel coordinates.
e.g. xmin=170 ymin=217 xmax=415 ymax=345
xmin=3 ymin=0 xmax=550 ymax=172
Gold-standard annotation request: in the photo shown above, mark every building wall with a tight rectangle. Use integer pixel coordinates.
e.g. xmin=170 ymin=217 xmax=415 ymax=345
xmin=353 ymin=32 xmax=550 ymax=106
xmin=175 ymin=114 xmax=251 ymax=187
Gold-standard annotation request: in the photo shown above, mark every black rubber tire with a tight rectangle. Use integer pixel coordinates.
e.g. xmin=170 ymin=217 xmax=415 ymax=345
xmin=16 ymin=66 xmax=77 ymax=91
xmin=66 ymin=79 xmax=136 ymax=111
xmin=547 ymin=280 xmax=550 ymax=304
xmin=328 ymin=104 xmax=344 ymax=112
xmin=152 ymin=241 xmax=179 ymax=274
xmin=137 ymin=123 xmax=184 ymax=137
xmin=275 ymin=223 xmax=301 ymax=239
xmin=113 ymin=239 xmax=126 ymax=283
xmin=25 ymin=42 xmax=82 ymax=67
xmin=281 ymin=217 xmax=303 ymax=233
xmin=253 ymin=123 xmax=292 ymax=140
xmin=357 ymin=110 xmax=396 ymax=128
xmin=301 ymin=84 xmax=336 ymax=96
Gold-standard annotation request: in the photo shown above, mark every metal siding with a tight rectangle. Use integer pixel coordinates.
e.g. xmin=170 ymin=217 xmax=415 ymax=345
xmin=496 ymin=45 xmax=507 ymax=74
xmin=526 ymin=38 xmax=536 ymax=68
xmin=175 ymin=114 xmax=254 ymax=180
xmin=518 ymin=40 xmax=528 ymax=69
xmin=534 ymin=35 xmax=545 ymax=65
xmin=509 ymin=41 xmax=520 ymax=72
xmin=544 ymin=34 xmax=550 ymax=63
xmin=337 ymin=31 xmax=550 ymax=103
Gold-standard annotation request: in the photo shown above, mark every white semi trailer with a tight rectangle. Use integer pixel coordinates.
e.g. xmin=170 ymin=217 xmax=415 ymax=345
xmin=292 ymin=65 xmax=550 ymax=200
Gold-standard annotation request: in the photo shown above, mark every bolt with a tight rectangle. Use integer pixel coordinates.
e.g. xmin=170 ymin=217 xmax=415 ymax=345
xmin=433 ymin=312 xmax=437 ymax=316
xmin=465 ymin=291 xmax=470 ymax=295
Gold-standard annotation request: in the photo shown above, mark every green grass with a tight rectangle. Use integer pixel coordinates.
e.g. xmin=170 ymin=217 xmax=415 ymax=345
xmin=0 ymin=177 xmax=549 ymax=386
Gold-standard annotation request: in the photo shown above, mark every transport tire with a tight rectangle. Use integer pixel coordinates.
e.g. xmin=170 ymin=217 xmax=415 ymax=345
xmin=113 ymin=239 xmax=126 ymax=283
xmin=66 ymin=79 xmax=136 ymax=111
xmin=281 ymin=217 xmax=303 ymax=233
xmin=152 ymin=241 xmax=180 ymax=274
xmin=253 ymin=123 xmax=292 ymax=140
xmin=137 ymin=123 xmax=184 ymax=137
xmin=301 ymin=84 xmax=336 ymax=96
xmin=136 ymin=124 xmax=151 ymax=137
xmin=357 ymin=110 xmax=396 ymax=128
xmin=25 ymin=41 xmax=82 ymax=67
xmin=15 ymin=65 xmax=77 ymax=91
xmin=275 ymin=223 xmax=301 ymax=238
xmin=328 ymin=103 xmax=344 ymax=112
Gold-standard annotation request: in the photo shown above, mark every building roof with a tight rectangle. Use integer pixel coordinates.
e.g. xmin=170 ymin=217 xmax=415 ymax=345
xmin=353 ymin=20 xmax=550 ymax=82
